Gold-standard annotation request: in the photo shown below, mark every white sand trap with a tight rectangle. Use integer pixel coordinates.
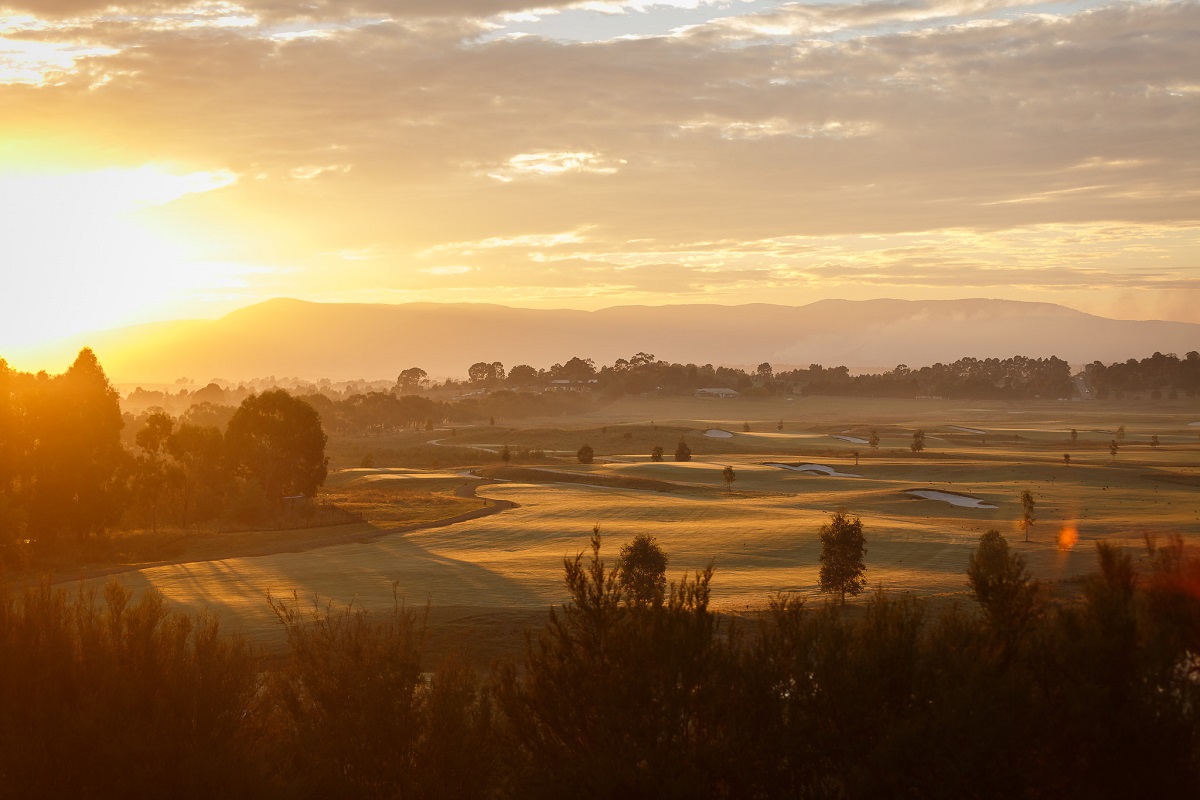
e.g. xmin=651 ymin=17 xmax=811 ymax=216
xmin=905 ymin=489 xmax=997 ymax=509
xmin=832 ymin=435 xmax=869 ymax=444
xmin=704 ymin=429 xmax=734 ymax=438
xmin=765 ymin=462 xmax=862 ymax=478
xmin=1189 ymin=422 xmax=1200 ymax=427
xmin=946 ymin=426 xmax=986 ymax=435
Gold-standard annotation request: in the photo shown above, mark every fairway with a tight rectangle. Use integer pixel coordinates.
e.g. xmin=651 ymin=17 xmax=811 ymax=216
xmin=80 ymin=397 xmax=1200 ymax=653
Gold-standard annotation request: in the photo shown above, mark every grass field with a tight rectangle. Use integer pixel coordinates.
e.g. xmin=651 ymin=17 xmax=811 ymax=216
xmin=74 ymin=396 xmax=1200 ymax=662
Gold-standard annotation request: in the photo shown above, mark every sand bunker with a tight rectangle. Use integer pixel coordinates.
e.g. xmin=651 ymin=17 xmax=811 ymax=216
xmin=946 ymin=425 xmax=986 ymax=435
xmin=704 ymin=429 xmax=734 ymax=438
xmin=1189 ymin=422 xmax=1200 ymax=427
xmin=765 ymin=462 xmax=862 ymax=478
xmin=905 ymin=489 xmax=997 ymax=509
xmin=832 ymin=435 xmax=869 ymax=444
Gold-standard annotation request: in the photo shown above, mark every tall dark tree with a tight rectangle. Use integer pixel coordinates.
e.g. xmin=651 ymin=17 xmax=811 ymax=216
xmin=225 ymin=389 xmax=328 ymax=507
xmin=818 ymin=509 xmax=867 ymax=605
xmin=650 ymin=446 xmax=664 ymax=462
xmin=27 ymin=348 xmax=127 ymax=546
xmin=722 ymin=465 xmax=736 ymax=492
xmin=675 ymin=439 xmax=692 ymax=462
xmin=576 ymin=444 xmax=594 ymax=464
xmin=910 ymin=429 xmax=925 ymax=454
xmin=869 ymin=429 xmax=880 ymax=449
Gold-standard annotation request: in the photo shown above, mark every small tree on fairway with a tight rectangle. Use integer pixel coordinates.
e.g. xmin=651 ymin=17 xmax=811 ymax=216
xmin=1019 ymin=490 xmax=1036 ymax=543
xmin=674 ymin=439 xmax=692 ymax=462
xmin=777 ymin=420 xmax=783 ymax=431
xmin=500 ymin=445 xmax=511 ymax=463
xmin=1109 ymin=440 xmax=1119 ymax=461
xmin=742 ymin=422 xmax=750 ymax=432
xmin=910 ymin=429 xmax=925 ymax=454
xmin=1070 ymin=428 xmax=1078 ymax=445
xmin=722 ymin=466 xmax=736 ymax=492
xmin=577 ymin=444 xmax=594 ymax=464
xmin=818 ymin=509 xmax=867 ymax=605
xmin=1063 ymin=453 xmax=1071 ymax=467
xmin=1116 ymin=425 xmax=1126 ymax=442
xmin=615 ymin=532 xmax=668 ymax=606
xmin=868 ymin=429 xmax=880 ymax=450
xmin=1151 ymin=435 xmax=1160 ymax=449
xmin=650 ymin=446 xmax=664 ymax=462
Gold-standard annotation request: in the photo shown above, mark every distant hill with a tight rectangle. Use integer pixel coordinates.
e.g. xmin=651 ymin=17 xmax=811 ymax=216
xmin=12 ymin=298 xmax=1200 ymax=384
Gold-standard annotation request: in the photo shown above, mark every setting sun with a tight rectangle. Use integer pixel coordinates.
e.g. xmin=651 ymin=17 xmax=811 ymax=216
xmin=0 ymin=164 xmax=241 ymax=347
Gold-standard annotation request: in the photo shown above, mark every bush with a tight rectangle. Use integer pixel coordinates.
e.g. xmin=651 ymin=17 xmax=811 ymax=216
xmin=0 ymin=581 xmax=267 ymax=799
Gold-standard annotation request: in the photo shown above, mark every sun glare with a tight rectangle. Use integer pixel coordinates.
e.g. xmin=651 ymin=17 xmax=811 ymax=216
xmin=0 ymin=165 xmax=239 ymax=351
xmin=1057 ymin=523 xmax=1079 ymax=551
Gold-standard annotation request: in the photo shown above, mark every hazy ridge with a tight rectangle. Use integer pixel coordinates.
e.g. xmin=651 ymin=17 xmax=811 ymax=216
xmin=11 ymin=297 xmax=1200 ymax=383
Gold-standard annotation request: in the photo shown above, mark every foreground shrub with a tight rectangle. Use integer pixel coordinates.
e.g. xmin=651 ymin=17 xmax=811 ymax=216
xmin=267 ymin=589 xmax=493 ymax=799
xmin=0 ymin=581 xmax=267 ymax=800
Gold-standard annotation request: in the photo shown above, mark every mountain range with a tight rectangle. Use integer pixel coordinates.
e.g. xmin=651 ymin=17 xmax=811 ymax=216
xmin=12 ymin=298 xmax=1200 ymax=384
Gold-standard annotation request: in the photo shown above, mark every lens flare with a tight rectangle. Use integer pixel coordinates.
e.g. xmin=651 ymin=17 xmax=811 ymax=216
xmin=1057 ymin=523 xmax=1079 ymax=551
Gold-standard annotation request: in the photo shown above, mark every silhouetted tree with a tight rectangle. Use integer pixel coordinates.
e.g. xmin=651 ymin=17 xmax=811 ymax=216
xmin=818 ymin=509 xmax=867 ymax=605
xmin=675 ymin=439 xmax=692 ymax=462
xmin=1063 ymin=453 xmax=1071 ymax=467
xmin=26 ymin=348 xmax=127 ymax=550
xmin=910 ymin=429 xmax=925 ymax=454
xmin=650 ymin=446 xmax=664 ymax=462
xmin=1151 ymin=435 xmax=1160 ymax=448
xmin=495 ymin=533 xmax=728 ymax=797
xmin=1109 ymin=440 xmax=1119 ymax=461
xmin=500 ymin=445 xmax=512 ymax=463
xmin=722 ymin=465 xmax=736 ymax=492
xmin=576 ymin=444 xmax=594 ymax=464
xmin=967 ymin=530 xmax=1039 ymax=642
xmin=507 ymin=364 xmax=539 ymax=386
xmin=1070 ymin=428 xmax=1078 ymax=444
xmin=616 ymin=532 xmax=668 ymax=606
xmin=1019 ymin=490 xmax=1036 ymax=543
xmin=396 ymin=367 xmax=427 ymax=393
xmin=869 ymin=429 xmax=880 ymax=449
xmin=225 ymin=389 xmax=328 ymax=510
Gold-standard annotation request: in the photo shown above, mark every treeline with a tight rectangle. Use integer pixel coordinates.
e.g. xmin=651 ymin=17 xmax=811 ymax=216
xmin=2 ymin=532 xmax=1197 ymax=798
xmin=0 ymin=351 xmax=328 ymax=569
xmin=1087 ymin=351 xmax=1200 ymax=399
xmin=776 ymin=355 xmax=1075 ymax=400
xmin=296 ymin=388 xmax=592 ymax=436
xmin=401 ymin=353 xmax=1078 ymax=401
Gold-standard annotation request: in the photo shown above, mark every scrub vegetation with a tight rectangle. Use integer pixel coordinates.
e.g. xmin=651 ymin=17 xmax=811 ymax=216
xmin=1 ymin=531 xmax=1197 ymax=798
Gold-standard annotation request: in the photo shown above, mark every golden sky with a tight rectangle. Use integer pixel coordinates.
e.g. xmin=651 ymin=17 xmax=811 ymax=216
xmin=1 ymin=0 xmax=1197 ymax=351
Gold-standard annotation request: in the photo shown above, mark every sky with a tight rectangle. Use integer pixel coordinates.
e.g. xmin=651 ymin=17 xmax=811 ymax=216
xmin=0 ymin=0 xmax=1197 ymax=352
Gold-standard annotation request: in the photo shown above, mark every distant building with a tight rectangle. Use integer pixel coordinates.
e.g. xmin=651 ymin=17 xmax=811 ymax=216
xmin=695 ymin=387 xmax=739 ymax=398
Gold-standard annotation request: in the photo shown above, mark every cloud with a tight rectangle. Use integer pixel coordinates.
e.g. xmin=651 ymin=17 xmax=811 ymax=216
xmin=2 ymin=0 xmax=1198 ymax=323
xmin=478 ymin=150 xmax=624 ymax=181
